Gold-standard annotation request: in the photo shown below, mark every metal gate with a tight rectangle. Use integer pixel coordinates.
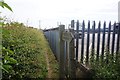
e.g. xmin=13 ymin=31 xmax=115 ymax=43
xmin=44 ymin=20 xmax=120 ymax=78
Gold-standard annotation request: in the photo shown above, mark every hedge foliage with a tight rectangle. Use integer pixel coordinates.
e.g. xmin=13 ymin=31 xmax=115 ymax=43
xmin=90 ymin=51 xmax=120 ymax=80
xmin=2 ymin=22 xmax=48 ymax=79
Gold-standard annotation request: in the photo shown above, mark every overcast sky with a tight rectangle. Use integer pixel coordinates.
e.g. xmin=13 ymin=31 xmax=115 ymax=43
xmin=1 ymin=0 xmax=120 ymax=29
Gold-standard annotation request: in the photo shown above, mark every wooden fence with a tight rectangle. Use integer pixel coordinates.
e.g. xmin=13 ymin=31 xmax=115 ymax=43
xmin=43 ymin=20 xmax=120 ymax=78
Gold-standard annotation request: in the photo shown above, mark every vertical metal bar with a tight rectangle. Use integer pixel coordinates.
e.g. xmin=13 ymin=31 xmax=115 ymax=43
xmin=91 ymin=21 xmax=95 ymax=57
xmin=101 ymin=21 xmax=106 ymax=61
xmin=96 ymin=21 xmax=101 ymax=61
xmin=116 ymin=22 xmax=120 ymax=61
xmin=86 ymin=21 xmax=90 ymax=64
xmin=71 ymin=20 xmax=75 ymax=29
xmin=111 ymin=22 xmax=116 ymax=57
xmin=48 ymin=31 xmax=50 ymax=42
xmin=54 ymin=30 xmax=56 ymax=56
xmin=50 ymin=30 xmax=52 ymax=48
xmin=107 ymin=22 xmax=111 ymax=52
xmin=106 ymin=22 xmax=111 ymax=63
xmin=51 ymin=31 xmax=53 ymax=54
xmin=54 ymin=31 xmax=55 ymax=53
xmin=76 ymin=20 xmax=79 ymax=61
xmin=57 ymin=29 xmax=59 ymax=59
xmin=47 ymin=32 xmax=49 ymax=40
xmin=81 ymin=20 xmax=85 ymax=63
xmin=51 ymin=31 xmax=53 ymax=52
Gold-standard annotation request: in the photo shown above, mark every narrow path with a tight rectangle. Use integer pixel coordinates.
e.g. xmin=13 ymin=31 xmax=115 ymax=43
xmin=45 ymin=51 xmax=52 ymax=78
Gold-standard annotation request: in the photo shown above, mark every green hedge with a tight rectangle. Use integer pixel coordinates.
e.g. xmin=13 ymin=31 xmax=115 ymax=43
xmin=2 ymin=22 xmax=48 ymax=79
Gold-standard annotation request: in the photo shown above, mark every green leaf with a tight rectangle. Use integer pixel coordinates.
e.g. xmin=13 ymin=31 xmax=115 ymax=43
xmin=2 ymin=47 xmax=14 ymax=55
xmin=2 ymin=2 xmax=13 ymax=12
xmin=0 ymin=1 xmax=4 ymax=8
xmin=4 ymin=55 xmax=17 ymax=64
xmin=2 ymin=67 xmax=9 ymax=73
xmin=8 ymin=49 xmax=14 ymax=54
xmin=0 ymin=62 xmax=9 ymax=73
xmin=2 ymin=64 xmax=12 ymax=72
xmin=8 ymin=58 xmax=17 ymax=64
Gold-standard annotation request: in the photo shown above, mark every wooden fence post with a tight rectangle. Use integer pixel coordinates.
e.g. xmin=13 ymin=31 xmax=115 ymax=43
xmin=69 ymin=20 xmax=76 ymax=78
xmin=59 ymin=25 xmax=65 ymax=79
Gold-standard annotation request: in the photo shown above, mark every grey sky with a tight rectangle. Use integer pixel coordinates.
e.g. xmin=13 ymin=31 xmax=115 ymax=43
xmin=1 ymin=0 xmax=120 ymax=29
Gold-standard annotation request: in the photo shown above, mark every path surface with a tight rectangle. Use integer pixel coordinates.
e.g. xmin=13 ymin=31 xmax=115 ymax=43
xmin=45 ymin=51 xmax=52 ymax=78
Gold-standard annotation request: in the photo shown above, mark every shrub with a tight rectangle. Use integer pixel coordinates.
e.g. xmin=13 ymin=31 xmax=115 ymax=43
xmin=90 ymin=51 xmax=120 ymax=80
xmin=2 ymin=22 xmax=48 ymax=79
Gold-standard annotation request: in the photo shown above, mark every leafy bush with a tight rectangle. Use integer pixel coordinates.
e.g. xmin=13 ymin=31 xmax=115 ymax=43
xmin=2 ymin=22 xmax=48 ymax=79
xmin=90 ymin=52 xmax=120 ymax=80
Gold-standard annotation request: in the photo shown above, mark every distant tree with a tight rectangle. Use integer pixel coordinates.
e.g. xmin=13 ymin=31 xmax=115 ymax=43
xmin=0 ymin=0 xmax=13 ymax=12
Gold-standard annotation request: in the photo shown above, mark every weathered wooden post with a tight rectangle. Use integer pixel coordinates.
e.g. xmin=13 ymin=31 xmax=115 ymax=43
xmin=69 ymin=20 xmax=76 ymax=78
xmin=62 ymin=31 xmax=74 ymax=78
xmin=59 ymin=25 xmax=65 ymax=79
xmin=61 ymin=20 xmax=76 ymax=78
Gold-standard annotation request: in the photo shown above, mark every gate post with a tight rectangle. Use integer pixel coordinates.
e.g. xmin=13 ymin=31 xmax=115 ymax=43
xmin=69 ymin=20 xmax=76 ymax=78
xmin=59 ymin=25 xmax=65 ymax=78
